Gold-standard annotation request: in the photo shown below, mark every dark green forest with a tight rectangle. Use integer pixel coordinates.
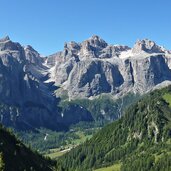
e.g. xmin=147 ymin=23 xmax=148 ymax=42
xmin=56 ymin=86 xmax=171 ymax=171
xmin=0 ymin=125 xmax=54 ymax=171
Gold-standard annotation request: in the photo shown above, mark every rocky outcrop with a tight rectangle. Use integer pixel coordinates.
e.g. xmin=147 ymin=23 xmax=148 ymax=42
xmin=132 ymin=39 xmax=164 ymax=54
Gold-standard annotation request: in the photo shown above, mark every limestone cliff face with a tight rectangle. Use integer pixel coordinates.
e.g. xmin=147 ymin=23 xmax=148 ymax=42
xmin=46 ymin=36 xmax=171 ymax=99
xmin=66 ymin=60 xmax=124 ymax=98
xmin=0 ymin=37 xmax=54 ymax=106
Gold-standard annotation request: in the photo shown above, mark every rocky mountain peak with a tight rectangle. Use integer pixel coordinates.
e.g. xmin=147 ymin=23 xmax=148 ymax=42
xmin=0 ymin=36 xmax=22 ymax=52
xmin=0 ymin=36 xmax=10 ymax=42
xmin=24 ymin=45 xmax=43 ymax=65
xmin=62 ymin=41 xmax=81 ymax=59
xmin=64 ymin=41 xmax=80 ymax=50
xmin=25 ymin=45 xmax=37 ymax=52
xmin=132 ymin=39 xmax=164 ymax=54
xmin=84 ymin=35 xmax=108 ymax=48
xmin=113 ymin=45 xmax=131 ymax=52
xmin=77 ymin=35 xmax=108 ymax=58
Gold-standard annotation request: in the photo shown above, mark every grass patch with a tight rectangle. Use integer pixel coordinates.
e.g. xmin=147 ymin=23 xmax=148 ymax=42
xmin=94 ymin=163 xmax=121 ymax=171
xmin=45 ymin=130 xmax=93 ymax=159
xmin=163 ymin=93 xmax=171 ymax=107
xmin=46 ymin=148 xmax=69 ymax=159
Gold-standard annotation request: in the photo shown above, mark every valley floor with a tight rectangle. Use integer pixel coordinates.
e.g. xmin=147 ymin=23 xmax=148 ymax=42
xmin=45 ymin=130 xmax=93 ymax=159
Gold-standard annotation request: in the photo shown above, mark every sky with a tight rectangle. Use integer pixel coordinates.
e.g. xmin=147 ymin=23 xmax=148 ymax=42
xmin=0 ymin=0 xmax=171 ymax=55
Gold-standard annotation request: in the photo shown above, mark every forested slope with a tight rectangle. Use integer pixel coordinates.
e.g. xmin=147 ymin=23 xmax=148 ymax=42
xmin=0 ymin=125 xmax=54 ymax=171
xmin=56 ymin=86 xmax=171 ymax=171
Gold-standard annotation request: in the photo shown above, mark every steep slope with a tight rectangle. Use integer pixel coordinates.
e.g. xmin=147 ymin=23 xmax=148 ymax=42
xmin=56 ymin=86 xmax=171 ymax=171
xmin=0 ymin=124 xmax=54 ymax=171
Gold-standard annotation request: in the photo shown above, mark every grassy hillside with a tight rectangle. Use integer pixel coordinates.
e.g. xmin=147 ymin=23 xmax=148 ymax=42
xmin=0 ymin=125 xmax=54 ymax=171
xmin=56 ymin=86 xmax=171 ymax=171
xmin=45 ymin=130 xmax=94 ymax=159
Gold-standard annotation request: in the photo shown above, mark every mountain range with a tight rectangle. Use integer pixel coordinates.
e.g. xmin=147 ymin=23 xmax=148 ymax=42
xmin=0 ymin=35 xmax=171 ymax=130
xmin=46 ymin=35 xmax=171 ymax=99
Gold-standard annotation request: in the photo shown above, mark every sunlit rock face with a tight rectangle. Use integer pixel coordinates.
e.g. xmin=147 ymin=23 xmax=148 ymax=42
xmin=132 ymin=39 xmax=164 ymax=54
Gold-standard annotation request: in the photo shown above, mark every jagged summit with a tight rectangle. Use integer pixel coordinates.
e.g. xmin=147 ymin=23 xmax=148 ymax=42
xmin=58 ymin=36 xmax=167 ymax=60
xmin=0 ymin=35 xmax=10 ymax=42
xmin=132 ymin=39 xmax=164 ymax=54
xmin=24 ymin=45 xmax=37 ymax=51
xmin=24 ymin=45 xmax=40 ymax=55
xmin=0 ymin=36 xmax=22 ymax=52
xmin=89 ymin=35 xmax=100 ymax=39
xmin=64 ymin=41 xmax=81 ymax=54
xmin=82 ymin=35 xmax=108 ymax=48
xmin=1 ymin=35 xmax=168 ymax=57
xmin=88 ymin=35 xmax=105 ymax=42
xmin=24 ymin=45 xmax=43 ymax=65
xmin=62 ymin=35 xmax=108 ymax=53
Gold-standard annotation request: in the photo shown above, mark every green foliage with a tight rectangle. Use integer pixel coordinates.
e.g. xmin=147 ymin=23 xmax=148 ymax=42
xmin=16 ymin=129 xmax=68 ymax=153
xmin=55 ymin=86 xmax=171 ymax=171
xmin=163 ymin=93 xmax=171 ymax=107
xmin=121 ymin=150 xmax=171 ymax=171
xmin=0 ymin=153 xmax=5 ymax=171
xmin=94 ymin=163 xmax=121 ymax=171
xmin=0 ymin=124 xmax=54 ymax=171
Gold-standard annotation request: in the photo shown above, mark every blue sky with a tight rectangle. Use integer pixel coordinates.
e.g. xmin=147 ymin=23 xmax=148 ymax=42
xmin=0 ymin=0 xmax=171 ymax=55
